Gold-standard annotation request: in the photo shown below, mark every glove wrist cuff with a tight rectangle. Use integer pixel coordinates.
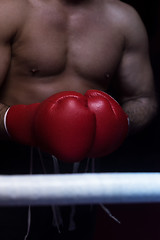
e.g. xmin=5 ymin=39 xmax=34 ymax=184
xmin=4 ymin=108 xmax=10 ymax=137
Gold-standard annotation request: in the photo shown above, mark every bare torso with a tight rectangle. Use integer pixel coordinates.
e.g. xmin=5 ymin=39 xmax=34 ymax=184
xmin=0 ymin=0 xmax=125 ymax=105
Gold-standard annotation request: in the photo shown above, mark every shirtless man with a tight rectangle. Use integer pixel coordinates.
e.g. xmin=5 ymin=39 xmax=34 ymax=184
xmin=0 ymin=0 xmax=157 ymax=239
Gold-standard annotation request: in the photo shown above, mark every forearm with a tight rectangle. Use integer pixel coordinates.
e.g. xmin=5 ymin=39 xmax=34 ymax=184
xmin=121 ymin=96 xmax=158 ymax=135
xmin=0 ymin=103 xmax=9 ymax=140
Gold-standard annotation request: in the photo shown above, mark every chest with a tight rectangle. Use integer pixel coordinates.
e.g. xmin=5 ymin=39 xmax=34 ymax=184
xmin=12 ymin=2 xmax=124 ymax=79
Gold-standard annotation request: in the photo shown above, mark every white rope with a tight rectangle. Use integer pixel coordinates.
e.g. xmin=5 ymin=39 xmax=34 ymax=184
xmin=0 ymin=173 xmax=160 ymax=206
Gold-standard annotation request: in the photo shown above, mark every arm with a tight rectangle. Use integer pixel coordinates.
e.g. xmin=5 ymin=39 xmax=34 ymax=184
xmin=0 ymin=4 xmax=19 ymax=140
xmin=113 ymin=5 xmax=158 ymax=135
xmin=0 ymin=43 xmax=12 ymax=139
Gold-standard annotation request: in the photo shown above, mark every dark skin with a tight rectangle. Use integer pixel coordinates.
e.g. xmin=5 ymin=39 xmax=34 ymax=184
xmin=0 ymin=0 xmax=157 ymax=139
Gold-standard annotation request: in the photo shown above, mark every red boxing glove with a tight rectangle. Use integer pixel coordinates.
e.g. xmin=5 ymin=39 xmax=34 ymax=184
xmin=33 ymin=92 xmax=96 ymax=162
xmin=85 ymin=90 xmax=128 ymax=157
xmin=4 ymin=90 xmax=128 ymax=162
xmin=4 ymin=92 xmax=95 ymax=162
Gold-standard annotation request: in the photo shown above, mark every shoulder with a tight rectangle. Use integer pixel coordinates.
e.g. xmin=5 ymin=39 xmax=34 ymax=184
xmin=0 ymin=0 xmax=28 ymax=40
xmin=104 ymin=1 xmax=145 ymax=29
xmin=104 ymin=1 xmax=143 ymax=24
xmin=104 ymin=0 xmax=149 ymax=50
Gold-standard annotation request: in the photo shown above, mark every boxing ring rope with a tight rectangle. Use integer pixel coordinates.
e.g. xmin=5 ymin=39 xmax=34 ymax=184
xmin=0 ymin=172 xmax=160 ymax=206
